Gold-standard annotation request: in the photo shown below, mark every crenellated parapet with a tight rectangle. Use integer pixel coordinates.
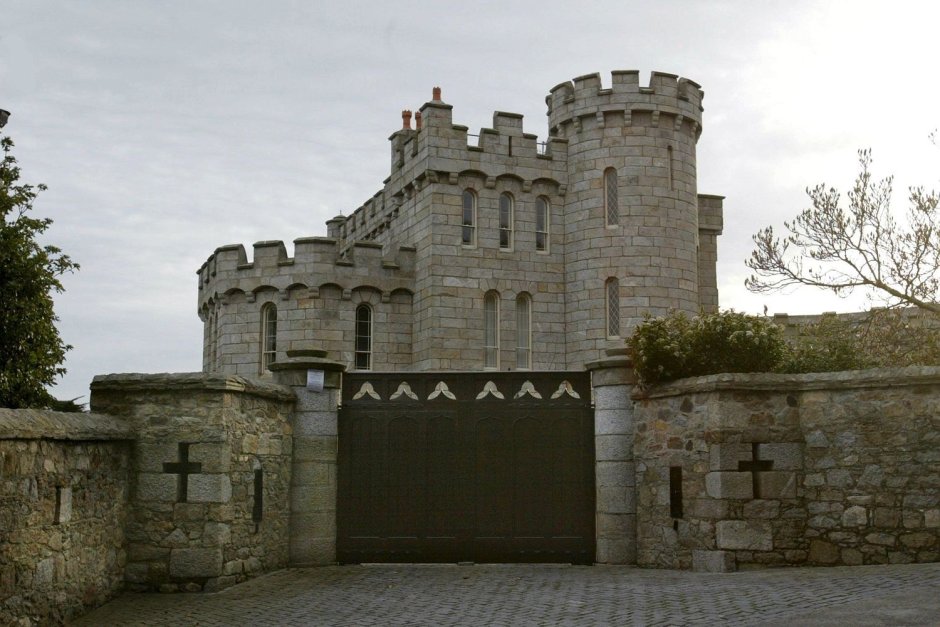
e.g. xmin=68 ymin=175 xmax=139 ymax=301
xmin=196 ymin=70 xmax=724 ymax=375
xmin=547 ymin=70 xmax=704 ymax=139
xmin=197 ymin=237 xmax=415 ymax=314
xmin=697 ymin=194 xmax=724 ymax=234
xmin=334 ymin=88 xmax=569 ymax=249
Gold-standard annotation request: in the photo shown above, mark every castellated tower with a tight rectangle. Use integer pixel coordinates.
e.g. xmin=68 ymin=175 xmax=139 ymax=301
xmin=547 ymin=71 xmax=717 ymax=367
xmin=196 ymin=71 xmax=722 ymax=376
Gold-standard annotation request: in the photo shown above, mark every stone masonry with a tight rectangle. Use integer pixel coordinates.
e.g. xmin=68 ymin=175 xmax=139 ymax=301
xmin=89 ymin=373 xmax=295 ymax=593
xmin=197 ymin=71 xmax=724 ymax=377
xmin=633 ymin=367 xmax=940 ymax=571
xmin=9 ymin=69 xmax=940 ymax=627
xmin=0 ymin=409 xmax=133 ymax=625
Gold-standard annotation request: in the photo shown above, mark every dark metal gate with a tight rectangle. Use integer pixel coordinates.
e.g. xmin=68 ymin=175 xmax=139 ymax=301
xmin=337 ymin=372 xmax=595 ymax=564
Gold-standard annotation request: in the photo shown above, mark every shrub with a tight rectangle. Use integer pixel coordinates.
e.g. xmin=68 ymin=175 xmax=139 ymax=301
xmin=629 ymin=310 xmax=787 ymax=385
xmin=630 ymin=308 xmax=940 ymax=385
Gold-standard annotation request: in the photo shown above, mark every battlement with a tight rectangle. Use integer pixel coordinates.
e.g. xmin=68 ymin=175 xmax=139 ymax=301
xmin=332 ymin=87 xmax=569 ymax=251
xmin=547 ymin=70 xmax=704 ymax=137
xmin=697 ymin=194 xmax=724 ymax=234
xmin=197 ymin=237 xmax=415 ymax=311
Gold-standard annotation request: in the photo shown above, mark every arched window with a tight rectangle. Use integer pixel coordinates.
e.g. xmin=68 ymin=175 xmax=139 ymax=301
xmin=499 ymin=193 xmax=513 ymax=250
xmin=516 ymin=293 xmax=531 ymax=370
xmin=535 ymin=196 xmax=549 ymax=252
xmin=484 ymin=291 xmax=500 ymax=369
xmin=355 ymin=304 xmax=372 ymax=370
xmin=606 ymin=278 xmax=620 ymax=338
xmin=604 ymin=167 xmax=619 ymax=226
xmin=260 ymin=303 xmax=277 ymax=372
xmin=462 ymin=189 xmax=477 ymax=246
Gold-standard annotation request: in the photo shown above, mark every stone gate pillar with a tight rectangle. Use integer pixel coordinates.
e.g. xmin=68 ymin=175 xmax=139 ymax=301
xmin=269 ymin=349 xmax=346 ymax=566
xmin=586 ymin=348 xmax=638 ymax=564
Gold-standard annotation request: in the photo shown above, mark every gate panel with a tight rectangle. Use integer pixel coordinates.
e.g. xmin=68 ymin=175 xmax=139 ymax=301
xmin=337 ymin=372 xmax=594 ymax=564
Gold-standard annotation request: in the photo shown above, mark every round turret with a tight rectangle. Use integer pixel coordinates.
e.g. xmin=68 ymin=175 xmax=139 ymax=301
xmin=549 ymin=71 xmax=705 ymax=366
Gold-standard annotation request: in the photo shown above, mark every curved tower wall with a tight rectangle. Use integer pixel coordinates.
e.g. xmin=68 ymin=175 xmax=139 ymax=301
xmin=548 ymin=71 xmax=704 ymax=367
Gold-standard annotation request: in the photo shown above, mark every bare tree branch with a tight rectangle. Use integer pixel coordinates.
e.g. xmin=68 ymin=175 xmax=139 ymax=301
xmin=746 ymin=149 xmax=940 ymax=315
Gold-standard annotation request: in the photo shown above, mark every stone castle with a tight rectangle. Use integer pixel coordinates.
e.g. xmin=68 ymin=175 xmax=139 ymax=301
xmin=6 ymin=71 xmax=938 ymax=626
xmin=197 ymin=71 xmax=723 ymax=375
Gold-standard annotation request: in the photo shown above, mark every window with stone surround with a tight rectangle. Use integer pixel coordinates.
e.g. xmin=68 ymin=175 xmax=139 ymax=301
xmin=606 ymin=277 xmax=620 ymax=338
xmin=462 ymin=189 xmax=477 ymax=246
xmin=536 ymin=196 xmax=549 ymax=252
xmin=260 ymin=302 xmax=277 ymax=372
xmin=484 ymin=291 xmax=500 ymax=369
xmin=516 ymin=293 xmax=531 ymax=369
xmin=604 ymin=167 xmax=619 ymax=226
xmin=355 ymin=304 xmax=372 ymax=370
xmin=499 ymin=193 xmax=513 ymax=250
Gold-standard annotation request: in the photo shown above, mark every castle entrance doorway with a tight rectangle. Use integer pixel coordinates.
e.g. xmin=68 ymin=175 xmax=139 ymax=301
xmin=337 ymin=371 xmax=595 ymax=564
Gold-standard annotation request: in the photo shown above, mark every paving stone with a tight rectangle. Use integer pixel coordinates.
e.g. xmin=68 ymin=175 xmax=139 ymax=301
xmin=72 ymin=563 xmax=940 ymax=627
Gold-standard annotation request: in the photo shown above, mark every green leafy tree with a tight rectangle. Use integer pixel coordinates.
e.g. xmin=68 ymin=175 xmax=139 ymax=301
xmin=746 ymin=149 xmax=940 ymax=315
xmin=0 ymin=136 xmax=78 ymax=408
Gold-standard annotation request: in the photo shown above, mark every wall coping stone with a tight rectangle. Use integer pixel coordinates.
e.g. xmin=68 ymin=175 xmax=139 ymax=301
xmin=0 ymin=408 xmax=133 ymax=441
xmin=586 ymin=350 xmax=637 ymax=387
xmin=634 ymin=366 xmax=940 ymax=400
xmin=91 ymin=372 xmax=295 ymax=402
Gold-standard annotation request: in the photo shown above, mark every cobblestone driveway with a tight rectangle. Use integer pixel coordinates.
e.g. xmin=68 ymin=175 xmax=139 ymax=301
xmin=72 ymin=562 xmax=940 ymax=626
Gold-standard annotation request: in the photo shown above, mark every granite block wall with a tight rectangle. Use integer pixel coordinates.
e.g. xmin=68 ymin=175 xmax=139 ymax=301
xmin=634 ymin=367 xmax=940 ymax=571
xmin=198 ymin=72 xmax=723 ymax=376
xmin=0 ymin=409 xmax=132 ymax=625
xmin=90 ymin=373 xmax=295 ymax=592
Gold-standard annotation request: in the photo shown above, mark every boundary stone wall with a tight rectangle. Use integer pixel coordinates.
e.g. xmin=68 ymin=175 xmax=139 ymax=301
xmin=0 ymin=409 xmax=133 ymax=625
xmin=634 ymin=367 xmax=940 ymax=571
xmin=90 ymin=373 xmax=295 ymax=592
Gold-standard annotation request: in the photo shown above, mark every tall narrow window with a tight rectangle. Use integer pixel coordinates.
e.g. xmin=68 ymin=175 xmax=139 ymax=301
xmin=484 ymin=291 xmax=500 ymax=369
xmin=355 ymin=304 xmax=372 ymax=370
xmin=604 ymin=167 xmax=619 ymax=226
xmin=260 ymin=303 xmax=277 ymax=372
xmin=606 ymin=278 xmax=620 ymax=338
xmin=516 ymin=293 xmax=531 ymax=370
xmin=462 ymin=189 xmax=476 ymax=246
xmin=206 ymin=311 xmax=216 ymax=370
xmin=210 ymin=311 xmax=217 ymax=370
xmin=667 ymin=145 xmax=675 ymax=190
xmin=499 ymin=193 xmax=513 ymax=250
xmin=535 ymin=197 xmax=549 ymax=252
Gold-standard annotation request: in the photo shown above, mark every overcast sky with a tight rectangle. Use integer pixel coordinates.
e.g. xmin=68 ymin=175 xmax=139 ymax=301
xmin=3 ymin=1 xmax=939 ymax=403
